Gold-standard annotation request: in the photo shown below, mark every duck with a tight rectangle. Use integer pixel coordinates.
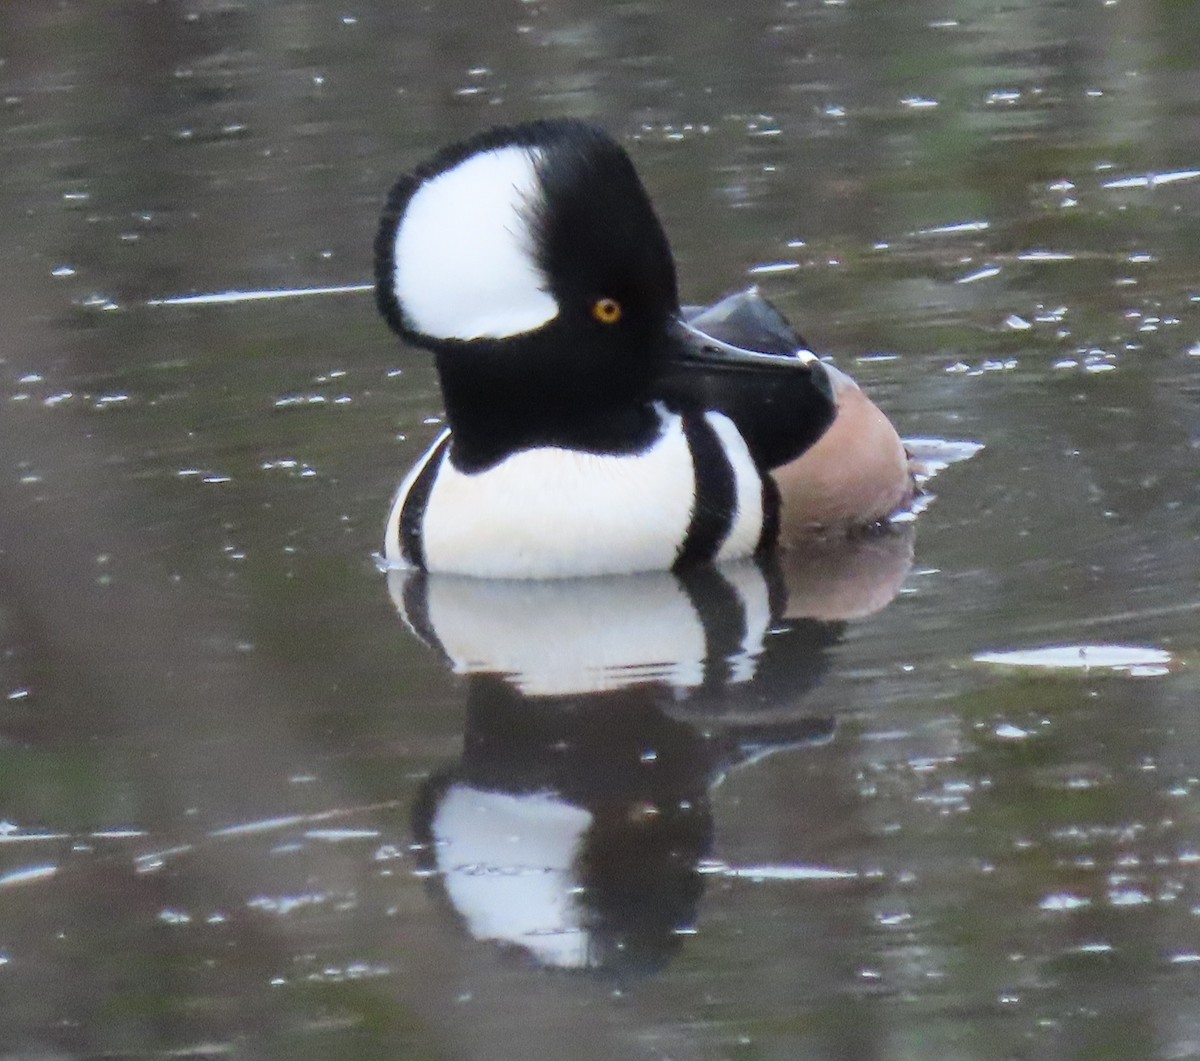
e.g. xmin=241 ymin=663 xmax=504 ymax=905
xmin=375 ymin=118 xmax=914 ymax=579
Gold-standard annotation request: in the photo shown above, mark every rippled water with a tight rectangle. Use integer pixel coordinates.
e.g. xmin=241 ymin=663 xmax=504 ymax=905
xmin=1 ymin=1 xmax=1198 ymax=1057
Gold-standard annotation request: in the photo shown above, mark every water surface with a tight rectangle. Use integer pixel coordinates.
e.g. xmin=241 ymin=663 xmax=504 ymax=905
xmin=1 ymin=1 xmax=1198 ymax=1057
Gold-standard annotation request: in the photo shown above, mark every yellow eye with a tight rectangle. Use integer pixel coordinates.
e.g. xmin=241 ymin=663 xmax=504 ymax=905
xmin=591 ymin=297 xmax=623 ymax=325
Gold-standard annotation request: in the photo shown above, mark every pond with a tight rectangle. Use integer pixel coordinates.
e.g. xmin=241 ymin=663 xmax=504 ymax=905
xmin=1 ymin=0 xmax=1198 ymax=1057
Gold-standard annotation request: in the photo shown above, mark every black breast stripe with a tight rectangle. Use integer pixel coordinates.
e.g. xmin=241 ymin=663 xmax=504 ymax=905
xmin=674 ymin=414 xmax=737 ymax=568
xmin=756 ymin=471 xmax=780 ymax=554
xmin=400 ymin=433 xmax=452 ymax=569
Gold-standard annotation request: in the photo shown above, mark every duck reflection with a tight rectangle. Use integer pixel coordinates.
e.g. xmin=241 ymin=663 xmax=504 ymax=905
xmin=390 ymin=528 xmax=912 ymax=974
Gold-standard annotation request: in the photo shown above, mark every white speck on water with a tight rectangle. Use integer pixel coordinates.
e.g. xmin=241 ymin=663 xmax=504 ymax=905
xmin=247 ymin=892 xmax=329 ymax=916
xmin=159 ymin=909 xmax=192 ymax=924
xmin=1104 ymin=169 xmax=1200 ymax=189
xmin=748 ymin=261 xmax=801 ymax=275
xmin=210 ymin=815 xmax=306 ymax=839
xmin=917 ymin=220 xmax=990 ymax=236
xmin=703 ymin=861 xmax=858 ymax=882
xmin=148 ymin=283 xmax=372 ymax=307
xmin=876 ymin=911 xmax=912 ymax=926
xmin=134 ymin=845 xmax=192 ymax=874
xmin=975 ymin=645 xmax=1173 ymax=674
xmin=1034 ymin=306 xmax=1068 ymax=322
xmin=1004 ymin=314 xmax=1032 ymax=330
xmin=261 ymin=458 xmax=317 ymax=478
xmin=1040 ymin=893 xmax=1091 ymax=911
xmin=904 ymin=438 xmax=984 ymax=485
xmin=994 ymin=722 xmax=1031 ymax=740
xmin=1018 ymin=250 xmax=1076 ymax=262
xmin=1149 ymin=169 xmax=1200 ymax=185
xmin=51 ymin=265 xmax=76 ymax=277
xmin=0 ymin=864 xmax=57 ymax=889
xmin=956 ymin=265 xmax=1000 ymax=284
xmin=901 ymin=96 xmax=939 ymax=110
xmin=1109 ymin=888 xmax=1152 ymax=907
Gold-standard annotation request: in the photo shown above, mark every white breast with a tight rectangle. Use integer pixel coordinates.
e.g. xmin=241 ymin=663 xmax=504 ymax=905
xmin=419 ymin=408 xmax=698 ymax=579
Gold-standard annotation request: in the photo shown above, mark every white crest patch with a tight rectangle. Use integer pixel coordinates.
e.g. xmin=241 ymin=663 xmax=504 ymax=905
xmin=393 ymin=145 xmax=559 ymax=340
xmin=418 ymin=408 xmax=698 ymax=579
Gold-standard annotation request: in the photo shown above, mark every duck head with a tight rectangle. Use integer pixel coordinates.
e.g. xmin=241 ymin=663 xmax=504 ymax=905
xmin=374 ymin=119 xmax=835 ymax=471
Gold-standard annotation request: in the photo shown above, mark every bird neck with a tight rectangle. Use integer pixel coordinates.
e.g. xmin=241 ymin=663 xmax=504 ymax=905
xmin=436 ymin=356 xmax=663 ymax=473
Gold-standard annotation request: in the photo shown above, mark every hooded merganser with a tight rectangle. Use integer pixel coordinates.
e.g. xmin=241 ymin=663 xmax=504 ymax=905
xmin=375 ymin=119 xmax=912 ymax=579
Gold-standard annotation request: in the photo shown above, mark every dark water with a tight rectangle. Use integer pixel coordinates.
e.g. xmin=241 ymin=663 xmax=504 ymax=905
xmin=1 ymin=1 xmax=1199 ymax=1057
